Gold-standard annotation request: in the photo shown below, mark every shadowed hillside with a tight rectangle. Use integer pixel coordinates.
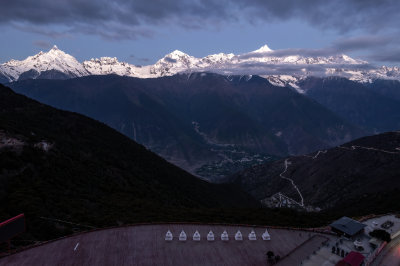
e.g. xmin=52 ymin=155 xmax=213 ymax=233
xmin=8 ymin=73 xmax=364 ymax=179
xmin=230 ymin=131 xmax=400 ymax=215
xmin=0 ymin=84 xmax=263 ymax=241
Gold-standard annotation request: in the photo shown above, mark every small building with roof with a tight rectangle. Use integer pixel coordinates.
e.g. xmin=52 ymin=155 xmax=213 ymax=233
xmin=330 ymin=217 xmax=366 ymax=238
xmin=335 ymin=251 xmax=364 ymax=266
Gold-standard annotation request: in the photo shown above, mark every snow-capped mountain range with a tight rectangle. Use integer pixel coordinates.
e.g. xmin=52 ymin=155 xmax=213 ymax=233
xmin=1 ymin=44 xmax=400 ymax=88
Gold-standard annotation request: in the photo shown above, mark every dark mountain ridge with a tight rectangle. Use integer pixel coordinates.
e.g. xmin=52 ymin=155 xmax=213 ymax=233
xmin=301 ymin=76 xmax=400 ymax=133
xmin=230 ymin=130 xmax=400 ymax=215
xmin=7 ymin=73 xmax=364 ymax=179
xmin=0 ymin=83 xmax=261 ymax=241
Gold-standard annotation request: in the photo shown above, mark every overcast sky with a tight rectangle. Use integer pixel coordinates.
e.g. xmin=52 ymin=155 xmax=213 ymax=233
xmin=1 ymin=0 xmax=399 ymax=66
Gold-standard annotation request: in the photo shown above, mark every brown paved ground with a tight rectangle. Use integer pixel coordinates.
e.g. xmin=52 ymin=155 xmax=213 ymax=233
xmin=302 ymin=247 xmax=341 ymax=266
xmin=0 ymin=224 xmax=335 ymax=266
xmin=276 ymin=235 xmax=331 ymax=266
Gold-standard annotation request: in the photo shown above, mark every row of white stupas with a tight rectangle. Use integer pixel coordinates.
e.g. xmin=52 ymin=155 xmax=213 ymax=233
xmin=165 ymin=229 xmax=271 ymax=241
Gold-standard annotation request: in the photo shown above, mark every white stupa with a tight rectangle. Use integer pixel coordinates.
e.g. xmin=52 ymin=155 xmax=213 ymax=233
xmin=235 ymin=230 xmax=243 ymax=241
xmin=248 ymin=230 xmax=257 ymax=241
xmin=354 ymin=239 xmax=363 ymax=249
xmin=262 ymin=229 xmax=271 ymax=240
xmin=221 ymin=230 xmax=229 ymax=241
xmin=179 ymin=230 xmax=187 ymax=241
xmin=193 ymin=230 xmax=201 ymax=241
xmin=165 ymin=230 xmax=173 ymax=241
xmin=207 ymin=230 xmax=215 ymax=241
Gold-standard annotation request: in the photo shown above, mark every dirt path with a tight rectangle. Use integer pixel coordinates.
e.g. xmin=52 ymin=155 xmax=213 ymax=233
xmin=278 ymin=159 xmax=304 ymax=207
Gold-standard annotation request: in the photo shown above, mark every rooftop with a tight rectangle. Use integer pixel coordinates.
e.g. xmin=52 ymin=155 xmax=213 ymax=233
xmin=363 ymin=214 xmax=400 ymax=238
xmin=330 ymin=217 xmax=367 ymax=237
xmin=339 ymin=251 xmax=365 ymax=266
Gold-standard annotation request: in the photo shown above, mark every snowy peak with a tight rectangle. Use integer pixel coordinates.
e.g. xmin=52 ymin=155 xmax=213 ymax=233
xmin=85 ymin=57 xmax=122 ymax=66
xmin=166 ymin=50 xmax=189 ymax=58
xmin=158 ymin=50 xmax=195 ymax=65
xmin=83 ymin=57 xmax=136 ymax=76
xmin=252 ymin=44 xmax=273 ymax=53
xmin=0 ymin=46 xmax=88 ymax=81
xmin=26 ymin=45 xmax=72 ymax=63
xmin=200 ymin=53 xmax=235 ymax=66
xmin=149 ymin=50 xmax=200 ymax=76
xmin=44 ymin=45 xmax=61 ymax=55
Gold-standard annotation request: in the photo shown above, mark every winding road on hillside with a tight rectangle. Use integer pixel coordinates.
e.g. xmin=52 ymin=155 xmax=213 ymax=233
xmin=274 ymin=142 xmax=400 ymax=210
xmin=338 ymin=145 xmax=400 ymax=155
xmin=303 ymin=150 xmax=327 ymax=160
xmin=278 ymin=159 xmax=304 ymax=207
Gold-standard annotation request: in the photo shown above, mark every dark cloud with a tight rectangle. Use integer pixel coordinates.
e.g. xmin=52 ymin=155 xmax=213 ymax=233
xmin=367 ymin=49 xmax=400 ymax=63
xmin=238 ymin=33 xmax=400 ymax=64
xmin=33 ymin=40 xmax=51 ymax=49
xmin=237 ymin=0 xmax=400 ymax=33
xmin=332 ymin=35 xmax=397 ymax=51
xmin=12 ymin=23 xmax=72 ymax=39
xmin=207 ymin=61 xmax=376 ymax=76
xmin=333 ymin=35 xmax=400 ymax=64
xmin=129 ymin=54 xmax=151 ymax=63
xmin=73 ymin=22 xmax=153 ymax=40
xmin=139 ymin=58 xmax=150 ymax=63
xmin=238 ymin=48 xmax=338 ymax=60
xmin=1 ymin=0 xmax=230 ymax=40
xmin=3 ymin=0 xmax=400 ymax=64
xmin=1 ymin=0 xmax=400 ymax=40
